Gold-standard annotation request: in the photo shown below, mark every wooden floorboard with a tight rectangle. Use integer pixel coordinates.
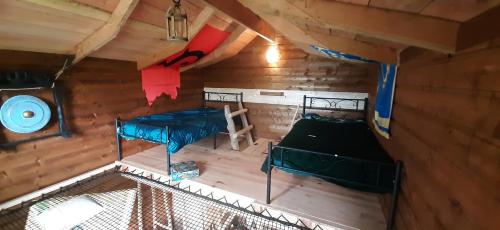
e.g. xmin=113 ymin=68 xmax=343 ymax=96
xmin=122 ymin=136 xmax=386 ymax=230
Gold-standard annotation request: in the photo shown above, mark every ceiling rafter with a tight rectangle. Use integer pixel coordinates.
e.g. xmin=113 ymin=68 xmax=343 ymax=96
xmin=457 ymin=5 xmax=500 ymax=51
xmin=72 ymin=0 xmax=139 ymax=64
xmin=181 ymin=25 xmax=257 ymax=72
xmin=239 ymin=0 xmax=461 ymax=54
xmin=136 ymin=7 xmax=215 ymax=70
xmin=200 ymin=0 xmax=275 ymax=43
xmin=236 ymin=1 xmax=398 ymax=64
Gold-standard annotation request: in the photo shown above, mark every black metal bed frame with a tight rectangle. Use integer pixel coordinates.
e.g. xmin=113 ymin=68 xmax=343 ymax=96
xmin=267 ymin=95 xmax=402 ymax=230
xmin=115 ymin=91 xmax=242 ymax=176
xmin=0 ymin=73 xmax=71 ymax=149
xmin=302 ymin=95 xmax=368 ymax=120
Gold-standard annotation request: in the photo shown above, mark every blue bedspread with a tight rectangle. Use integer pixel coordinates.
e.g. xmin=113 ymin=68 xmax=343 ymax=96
xmin=120 ymin=108 xmax=227 ymax=154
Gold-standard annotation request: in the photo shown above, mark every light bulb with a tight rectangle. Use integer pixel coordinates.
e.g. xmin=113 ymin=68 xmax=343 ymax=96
xmin=265 ymin=45 xmax=280 ymax=64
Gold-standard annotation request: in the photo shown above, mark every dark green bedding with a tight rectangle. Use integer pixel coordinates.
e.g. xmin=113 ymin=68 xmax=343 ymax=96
xmin=262 ymin=117 xmax=396 ymax=193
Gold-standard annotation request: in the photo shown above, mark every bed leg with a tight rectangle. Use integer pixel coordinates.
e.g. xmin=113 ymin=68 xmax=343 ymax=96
xmin=266 ymin=141 xmax=273 ymax=204
xmin=387 ymin=160 xmax=402 ymax=230
xmin=213 ymin=134 xmax=217 ymax=149
xmin=166 ymin=145 xmax=171 ymax=176
xmin=115 ymin=119 xmax=122 ymax=161
xmin=166 ymin=126 xmax=171 ymax=176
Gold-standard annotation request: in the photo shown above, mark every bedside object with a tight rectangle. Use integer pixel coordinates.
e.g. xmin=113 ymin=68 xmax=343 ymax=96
xmin=170 ymin=160 xmax=199 ymax=181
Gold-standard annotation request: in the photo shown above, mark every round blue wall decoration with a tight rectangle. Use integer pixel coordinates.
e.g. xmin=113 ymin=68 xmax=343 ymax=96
xmin=0 ymin=95 xmax=52 ymax=133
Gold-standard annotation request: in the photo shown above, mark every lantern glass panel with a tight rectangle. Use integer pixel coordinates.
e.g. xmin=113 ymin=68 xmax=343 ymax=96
xmin=174 ymin=17 xmax=186 ymax=39
xmin=166 ymin=2 xmax=188 ymax=41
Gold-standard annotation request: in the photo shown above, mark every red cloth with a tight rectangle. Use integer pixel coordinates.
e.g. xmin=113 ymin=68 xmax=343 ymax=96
xmin=141 ymin=25 xmax=230 ymax=105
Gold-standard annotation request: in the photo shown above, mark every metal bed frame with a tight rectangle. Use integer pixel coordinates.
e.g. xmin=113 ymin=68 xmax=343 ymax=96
xmin=266 ymin=95 xmax=402 ymax=230
xmin=115 ymin=91 xmax=242 ymax=176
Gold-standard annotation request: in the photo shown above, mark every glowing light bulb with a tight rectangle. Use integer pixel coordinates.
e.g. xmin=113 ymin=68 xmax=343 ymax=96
xmin=265 ymin=45 xmax=280 ymax=64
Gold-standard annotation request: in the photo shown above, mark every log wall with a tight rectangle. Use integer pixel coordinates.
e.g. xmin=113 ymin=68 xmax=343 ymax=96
xmin=201 ymin=36 xmax=374 ymax=138
xmin=369 ymin=42 xmax=500 ymax=229
xmin=0 ymin=50 xmax=204 ymax=203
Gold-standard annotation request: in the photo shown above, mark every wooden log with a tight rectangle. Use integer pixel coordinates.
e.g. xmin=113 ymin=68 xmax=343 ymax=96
xmin=224 ymin=105 xmax=239 ymax=150
xmin=229 ymin=108 xmax=248 ymax=118
xmin=233 ymin=125 xmax=254 ymax=138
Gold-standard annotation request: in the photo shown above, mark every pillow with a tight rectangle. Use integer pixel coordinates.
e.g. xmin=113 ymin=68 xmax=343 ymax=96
xmin=34 ymin=195 xmax=103 ymax=230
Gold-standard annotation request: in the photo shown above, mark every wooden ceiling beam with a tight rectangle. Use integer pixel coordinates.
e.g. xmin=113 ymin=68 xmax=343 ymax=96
xmin=136 ymin=7 xmax=215 ymax=70
xmin=201 ymin=0 xmax=275 ymax=42
xmin=456 ymin=5 xmax=500 ymax=51
xmin=231 ymin=4 xmax=398 ymax=64
xmin=181 ymin=25 xmax=257 ymax=72
xmin=239 ymin=0 xmax=461 ymax=53
xmin=72 ymin=0 xmax=139 ymax=64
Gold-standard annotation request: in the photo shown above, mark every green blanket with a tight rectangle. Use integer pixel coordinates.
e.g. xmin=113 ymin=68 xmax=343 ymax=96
xmin=262 ymin=118 xmax=395 ymax=193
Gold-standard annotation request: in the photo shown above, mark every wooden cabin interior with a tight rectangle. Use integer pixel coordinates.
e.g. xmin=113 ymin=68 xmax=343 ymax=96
xmin=0 ymin=0 xmax=499 ymax=229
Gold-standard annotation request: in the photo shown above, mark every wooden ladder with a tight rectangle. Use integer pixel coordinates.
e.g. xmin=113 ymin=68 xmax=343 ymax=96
xmin=224 ymin=101 xmax=254 ymax=151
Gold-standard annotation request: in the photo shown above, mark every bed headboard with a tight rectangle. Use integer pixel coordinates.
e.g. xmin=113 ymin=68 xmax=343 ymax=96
xmin=302 ymin=95 xmax=368 ymax=119
xmin=202 ymin=91 xmax=242 ymax=107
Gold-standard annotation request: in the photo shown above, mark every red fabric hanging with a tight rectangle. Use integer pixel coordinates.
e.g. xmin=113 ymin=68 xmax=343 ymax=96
xmin=141 ymin=25 xmax=230 ymax=106
xmin=141 ymin=66 xmax=180 ymax=104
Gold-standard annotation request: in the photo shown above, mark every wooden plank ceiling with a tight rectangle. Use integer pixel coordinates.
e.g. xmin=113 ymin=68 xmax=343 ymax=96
xmin=0 ymin=0 xmax=499 ymax=69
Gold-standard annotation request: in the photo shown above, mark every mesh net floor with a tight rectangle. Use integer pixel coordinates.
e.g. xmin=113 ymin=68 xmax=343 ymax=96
xmin=0 ymin=169 xmax=314 ymax=230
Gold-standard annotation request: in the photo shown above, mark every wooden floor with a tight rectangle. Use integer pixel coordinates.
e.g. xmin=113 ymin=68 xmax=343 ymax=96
xmin=122 ymin=136 xmax=387 ymax=230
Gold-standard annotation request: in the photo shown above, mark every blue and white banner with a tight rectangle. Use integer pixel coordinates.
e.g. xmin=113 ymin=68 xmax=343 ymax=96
xmin=310 ymin=45 xmax=376 ymax=64
xmin=310 ymin=45 xmax=397 ymax=138
xmin=372 ymin=63 xmax=397 ymax=138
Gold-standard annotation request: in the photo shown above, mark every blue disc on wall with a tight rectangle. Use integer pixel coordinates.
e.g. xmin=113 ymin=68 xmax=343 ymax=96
xmin=0 ymin=95 xmax=52 ymax=133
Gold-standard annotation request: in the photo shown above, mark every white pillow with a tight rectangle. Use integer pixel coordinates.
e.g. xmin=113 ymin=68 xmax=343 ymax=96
xmin=34 ymin=195 xmax=104 ymax=230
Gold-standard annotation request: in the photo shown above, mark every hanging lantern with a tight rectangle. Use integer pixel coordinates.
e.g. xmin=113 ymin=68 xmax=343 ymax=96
xmin=166 ymin=0 xmax=188 ymax=41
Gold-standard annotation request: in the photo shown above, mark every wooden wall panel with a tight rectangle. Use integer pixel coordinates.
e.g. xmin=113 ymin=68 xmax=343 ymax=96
xmin=201 ymin=36 xmax=374 ymax=138
xmin=0 ymin=50 xmax=203 ymax=203
xmin=367 ymin=41 xmax=500 ymax=229
xmin=203 ymin=36 xmax=373 ymax=92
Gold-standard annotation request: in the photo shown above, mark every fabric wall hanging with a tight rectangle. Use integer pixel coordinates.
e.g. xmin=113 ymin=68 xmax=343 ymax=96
xmin=310 ymin=45 xmax=376 ymax=64
xmin=310 ymin=45 xmax=397 ymax=138
xmin=141 ymin=25 xmax=230 ymax=106
xmin=373 ymin=64 xmax=397 ymax=139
